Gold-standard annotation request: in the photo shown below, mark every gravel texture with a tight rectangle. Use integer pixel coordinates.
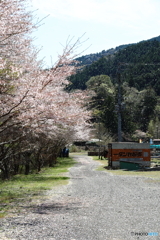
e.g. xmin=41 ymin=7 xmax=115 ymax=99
xmin=0 ymin=154 xmax=160 ymax=240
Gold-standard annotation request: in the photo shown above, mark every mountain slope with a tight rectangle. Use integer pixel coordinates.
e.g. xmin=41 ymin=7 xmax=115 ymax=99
xmin=68 ymin=37 xmax=160 ymax=94
xmin=76 ymin=44 xmax=132 ymax=66
xmin=76 ymin=35 xmax=160 ymax=67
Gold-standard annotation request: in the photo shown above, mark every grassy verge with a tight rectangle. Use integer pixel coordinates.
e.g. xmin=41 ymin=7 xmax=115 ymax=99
xmin=92 ymin=156 xmax=108 ymax=171
xmin=92 ymin=156 xmax=160 ymax=179
xmin=0 ymin=157 xmax=76 ymax=218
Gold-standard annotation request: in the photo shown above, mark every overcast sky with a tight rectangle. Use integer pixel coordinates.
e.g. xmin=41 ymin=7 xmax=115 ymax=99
xmin=31 ymin=0 xmax=160 ymax=68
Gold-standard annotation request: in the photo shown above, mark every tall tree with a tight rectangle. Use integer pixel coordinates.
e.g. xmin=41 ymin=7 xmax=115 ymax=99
xmin=139 ymin=87 xmax=157 ymax=132
xmin=86 ymin=75 xmax=117 ymax=136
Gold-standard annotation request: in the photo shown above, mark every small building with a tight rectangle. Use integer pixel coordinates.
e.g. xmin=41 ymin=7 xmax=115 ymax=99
xmin=153 ymin=139 xmax=160 ymax=145
xmin=108 ymin=142 xmax=150 ymax=169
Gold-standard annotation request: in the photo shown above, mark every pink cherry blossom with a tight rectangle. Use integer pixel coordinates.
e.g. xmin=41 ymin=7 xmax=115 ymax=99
xmin=0 ymin=0 xmax=92 ymax=178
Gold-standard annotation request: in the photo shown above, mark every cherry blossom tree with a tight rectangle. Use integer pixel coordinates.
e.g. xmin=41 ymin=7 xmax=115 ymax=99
xmin=0 ymin=0 xmax=92 ymax=178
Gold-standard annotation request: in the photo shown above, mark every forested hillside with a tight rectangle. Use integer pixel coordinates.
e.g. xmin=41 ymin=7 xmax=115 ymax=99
xmin=67 ymin=39 xmax=160 ymax=141
xmin=68 ymin=39 xmax=160 ymax=95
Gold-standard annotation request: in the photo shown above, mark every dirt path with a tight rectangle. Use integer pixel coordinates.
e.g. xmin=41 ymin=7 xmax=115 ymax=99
xmin=0 ymin=154 xmax=160 ymax=240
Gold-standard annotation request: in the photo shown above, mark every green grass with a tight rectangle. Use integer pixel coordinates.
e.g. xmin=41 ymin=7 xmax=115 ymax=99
xmin=0 ymin=157 xmax=76 ymax=218
xmin=92 ymin=156 xmax=160 ymax=179
xmin=92 ymin=156 xmax=108 ymax=171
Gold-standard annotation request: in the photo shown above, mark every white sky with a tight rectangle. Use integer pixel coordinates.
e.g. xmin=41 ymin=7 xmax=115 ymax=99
xmin=31 ymin=0 xmax=160 ymax=68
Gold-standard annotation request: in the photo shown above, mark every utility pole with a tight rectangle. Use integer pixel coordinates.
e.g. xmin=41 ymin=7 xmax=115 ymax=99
xmin=117 ymin=72 xmax=122 ymax=142
xmin=156 ymin=125 xmax=159 ymax=139
xmin=98 ymin=119 xmax=101 ymax=159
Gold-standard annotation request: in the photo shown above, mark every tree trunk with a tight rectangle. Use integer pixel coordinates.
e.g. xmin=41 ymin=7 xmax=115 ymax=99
xmin=14 ymin=164 xmax=19 ymax=175
xmin=2 ymin=163 xmax=10 ymax=179
xmin=25 ymin=162 xmax=30 ymax=175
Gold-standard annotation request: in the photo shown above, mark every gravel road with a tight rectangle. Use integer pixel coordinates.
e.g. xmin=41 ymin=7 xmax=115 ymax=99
xmin=0 ymin=154 xmax=160 ymax=240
